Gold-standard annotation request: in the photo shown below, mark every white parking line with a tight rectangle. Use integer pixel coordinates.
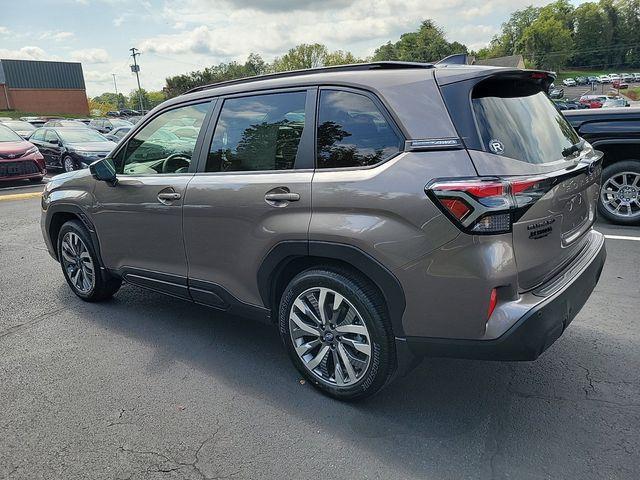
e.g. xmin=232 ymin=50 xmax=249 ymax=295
xmin=604 ymin=234 xmax=640 ymax=241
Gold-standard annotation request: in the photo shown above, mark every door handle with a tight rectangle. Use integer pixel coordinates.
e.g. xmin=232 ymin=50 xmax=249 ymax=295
xmin=157 ymin=191 xmax=181 ymax=203
xmin=264 ymin=192 xmax=300 ymax=202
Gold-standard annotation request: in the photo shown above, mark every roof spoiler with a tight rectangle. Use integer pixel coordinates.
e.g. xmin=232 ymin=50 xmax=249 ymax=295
xmin=435 ymin=53 xmax=469 ymax=66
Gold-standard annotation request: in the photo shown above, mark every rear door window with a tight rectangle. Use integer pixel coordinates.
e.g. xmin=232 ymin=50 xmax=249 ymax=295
xmin=206 ymin=91 xmax=307 ymax=172
xmin=472 ymin=80 xmax=579 ymax=164
xmin=316 ymin=90 xmax=402 ymax=169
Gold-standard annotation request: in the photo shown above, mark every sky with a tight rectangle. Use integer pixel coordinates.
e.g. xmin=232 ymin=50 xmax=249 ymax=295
xmin=0 ymin=0 xmax=585 ymax=96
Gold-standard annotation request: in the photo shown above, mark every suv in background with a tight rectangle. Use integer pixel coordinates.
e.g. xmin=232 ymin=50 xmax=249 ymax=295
xmin=41 ymin=63 xmax=606 ymax=400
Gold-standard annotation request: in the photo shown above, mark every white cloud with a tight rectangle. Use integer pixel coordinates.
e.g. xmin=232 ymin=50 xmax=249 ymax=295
xmin=84 ymin=70 xmax=114 ymax=83
xmin=71 ymin=48 xmax=111 ymax=64
xmin=0 ymin=26 xmax=10 ymax=36
xmin=0 ymin=46 xmax=52 ymax=61
xmin=39 ymin=31 xmax=75 ymax=42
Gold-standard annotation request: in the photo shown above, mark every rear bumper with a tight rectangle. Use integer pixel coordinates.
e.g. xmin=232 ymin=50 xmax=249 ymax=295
xmin=402 ymin=230 xmax=606 ymax=361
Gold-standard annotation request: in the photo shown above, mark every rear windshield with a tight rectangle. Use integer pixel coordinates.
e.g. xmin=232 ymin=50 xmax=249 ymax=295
xmin=472 ymin=79 xmax=579 ymax=164
xmin=0 ymin=124 xmax=23 ymax=142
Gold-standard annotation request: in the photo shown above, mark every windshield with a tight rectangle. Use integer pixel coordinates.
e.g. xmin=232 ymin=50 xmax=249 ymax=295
xmin=0 ymin=124 xmax=23 ymax=142
xmin=3 ymin=121 xmax=35 ymax=131
xmin=472 ymin=80 xmax=579 ymax=164
xmin=59 ymin=129 xmax=108 ymax=143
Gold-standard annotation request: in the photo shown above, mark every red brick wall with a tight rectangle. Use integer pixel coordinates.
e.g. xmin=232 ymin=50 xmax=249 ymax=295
xmin=3 ymin=88 xmax=89 ymax=115
xmin=0 ymin=84 xmax=9 ymax=110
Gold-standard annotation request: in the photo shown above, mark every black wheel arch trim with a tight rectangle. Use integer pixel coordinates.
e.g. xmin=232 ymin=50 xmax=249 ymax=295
xmin=257 ymin=240 xmax=407 ymax=337
xmin=46 ymin=203 xmax=104 ymax=265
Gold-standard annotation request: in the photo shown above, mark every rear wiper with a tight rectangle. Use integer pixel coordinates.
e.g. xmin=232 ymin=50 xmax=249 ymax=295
xmin=562 ymin=139 xmax=585 ymax=158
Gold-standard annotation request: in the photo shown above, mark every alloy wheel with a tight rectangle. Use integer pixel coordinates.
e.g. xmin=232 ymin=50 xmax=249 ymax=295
xmin=289 ymin=287 xmax=372 ymax=387
xmin=601 ymin=171 xmax=640 ymax=219
xmin=61 ymin=232 xmax=95 ymax=294
xmin=64 ymin=157 xmax=75 ymax=172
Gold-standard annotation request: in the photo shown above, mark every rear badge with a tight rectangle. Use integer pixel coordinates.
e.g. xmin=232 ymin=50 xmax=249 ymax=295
xmin=488 ymin=139 xmax=505 ymax=155
xmin=527 ymin=218 xmax=555 ymax=239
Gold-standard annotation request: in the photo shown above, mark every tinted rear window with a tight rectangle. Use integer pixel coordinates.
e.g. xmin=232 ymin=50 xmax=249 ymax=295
xmin=472 ymin=80 xmax=579 ymax=164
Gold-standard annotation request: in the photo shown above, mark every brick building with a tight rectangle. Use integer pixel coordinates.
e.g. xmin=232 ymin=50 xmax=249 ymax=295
xmin=0 ymin=59 xmax=89 ymax=115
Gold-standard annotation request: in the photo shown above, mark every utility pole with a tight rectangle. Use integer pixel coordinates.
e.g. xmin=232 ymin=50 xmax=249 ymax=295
xmin=129 ymin=47 xmax=144 ymax=112
xmin=112 ymin=73 xmax=120 ymax=109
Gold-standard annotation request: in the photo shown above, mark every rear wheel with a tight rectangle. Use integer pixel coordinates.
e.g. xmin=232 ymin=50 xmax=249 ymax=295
xmin=57 ymin=220 xmax=121 ymax=301
xmin=598 ymin=160 xmax=640 ymax=225
xmin=278 ymin=268 xmax=395 ymax=401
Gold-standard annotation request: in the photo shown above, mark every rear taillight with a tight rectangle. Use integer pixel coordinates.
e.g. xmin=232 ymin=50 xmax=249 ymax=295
xmin=426 ymin=176 xmax=554 ymax=234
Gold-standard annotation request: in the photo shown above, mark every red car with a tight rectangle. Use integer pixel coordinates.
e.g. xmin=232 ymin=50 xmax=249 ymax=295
xmin=0 ymin=123 xmax=46 ymax=183
xmin=612 ymin=80 xmax=628 ymax=89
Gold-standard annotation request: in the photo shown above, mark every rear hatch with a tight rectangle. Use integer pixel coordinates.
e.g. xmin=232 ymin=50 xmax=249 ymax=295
xmin=437 ymin=70 xmax=603 ymax=291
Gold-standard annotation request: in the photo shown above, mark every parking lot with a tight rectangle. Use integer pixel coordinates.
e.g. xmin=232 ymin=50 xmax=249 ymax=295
xmin=1 ymin=179 xmax=639 ymax=480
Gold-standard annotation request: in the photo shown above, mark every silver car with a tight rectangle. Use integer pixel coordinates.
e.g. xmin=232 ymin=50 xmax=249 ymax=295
xmin=41 ymin=63 xmax=606 ymax=400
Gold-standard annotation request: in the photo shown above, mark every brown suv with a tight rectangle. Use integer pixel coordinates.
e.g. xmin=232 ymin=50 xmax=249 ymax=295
xmin=41 ymin=62 xmax=606 ymax=400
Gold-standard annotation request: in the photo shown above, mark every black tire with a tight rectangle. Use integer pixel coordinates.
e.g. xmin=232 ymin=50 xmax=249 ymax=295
xmin=57 ymin=219 xmax=122 ymax=302
xmin=278 ymin=267 xmax=396 ymax=401
xmin=598 ymin=160 xmax=640 ymax=226
xmin=28 ymin=176 xmax=43 ymax=183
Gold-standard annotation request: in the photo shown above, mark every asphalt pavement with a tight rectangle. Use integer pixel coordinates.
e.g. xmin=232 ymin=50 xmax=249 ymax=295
xmin=0 ymin=181 xmax=639 ymax=480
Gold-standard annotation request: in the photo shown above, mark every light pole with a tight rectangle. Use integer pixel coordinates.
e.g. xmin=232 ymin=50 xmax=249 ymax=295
xmin=129 ymin=47 xmax=145 ymax=112
xmin=112 ymin=74 xmax=120 ymax=109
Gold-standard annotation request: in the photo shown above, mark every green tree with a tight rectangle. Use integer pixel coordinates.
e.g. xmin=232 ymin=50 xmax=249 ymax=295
xmin=520 ymin=11 xmax=574 ymax=70
xmin=573 ymin=2 xmax=609 ymax=67
xmin=372 ymin=20 xmax=467 ymax=62
xmin=272 ymin=43 xmax=328 ymax=71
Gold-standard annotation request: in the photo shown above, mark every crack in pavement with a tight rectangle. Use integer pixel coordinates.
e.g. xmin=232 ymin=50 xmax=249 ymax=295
xmin=118 ymin=424 xmax=224 ymax=479
xmin=0 ymin=306 xmax=67 ymax=341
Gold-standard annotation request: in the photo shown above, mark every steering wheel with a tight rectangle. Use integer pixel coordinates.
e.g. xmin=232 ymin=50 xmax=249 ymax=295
xmin=161 ymin=153 xmax=191 ymax=174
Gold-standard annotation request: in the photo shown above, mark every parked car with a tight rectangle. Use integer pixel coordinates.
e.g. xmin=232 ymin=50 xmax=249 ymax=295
xmin=609 ymin=74 xmax=621 ymax=82
xmin=633 ymin=73 xmax=640 ymax=82
xmin=564 ymin=107 xmax=640 ymax=225
xmin=597 ymin=75 xmax=611 ymax=83
xmin=0 ymin=119 xmax=36 ymax=138
xmin=0 ymin=123 xmax=46 ymax=183
xmin=20 ymin=116 xmax=47 ymax=128
xmin=549 ymin=86 xmax=564 ymax=99
xmin=40 ymin=63 xmax=607 ymax=400
xmin=602 ymin=98 xmax=630 ymax=108
xmin=104 ymin=126 xmax=131 ymax=143
xmin=587 ymin=76 xmax=598 ymax=84
xmin=579 ymin=94 xmax=606 ymax=108
xmin=89 ymin=118 xmax=133 ymax=134
xmin=575 ymin=76 xmax=587 ymax=85
xmin=29 ymin=127 xmax=116 ymax=172
xmin=76 ymin=118 xmax=93 ymax=125
xmin=612 ymin=79 xmax=628 ymax=89
xmin=562 ymin=78 xmax=576 ymax=86
xmin=119 ymin=108 xmax=140 ymax=116
xmin=44 ymin=119 xmax=87 ymax=128
xmin=621 ymin=73 xmax=634 ymax=83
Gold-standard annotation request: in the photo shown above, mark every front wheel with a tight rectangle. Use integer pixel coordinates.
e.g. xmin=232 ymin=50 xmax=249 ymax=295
xmin=598 ymin=160 xmax=640 ymax=225
xmin=278 ymin=268 xmax=396 ymax=401
xmin=57 ymin=220 xmax=122 ymax=302
xmin=63 ymin=156 xmax=76 ymax=172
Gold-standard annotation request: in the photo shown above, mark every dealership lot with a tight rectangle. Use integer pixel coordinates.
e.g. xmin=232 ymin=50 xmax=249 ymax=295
xmin=0 ymin=185 xmax=638 ymax=480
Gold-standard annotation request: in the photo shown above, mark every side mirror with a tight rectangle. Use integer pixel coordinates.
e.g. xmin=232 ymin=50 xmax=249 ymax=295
xmin=89 ymin=157 xmax=117 ymax=186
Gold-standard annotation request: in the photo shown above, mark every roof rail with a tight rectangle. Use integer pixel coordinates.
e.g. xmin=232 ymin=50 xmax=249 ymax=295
xmin=183 ymin=61 xmax=433 ymax=94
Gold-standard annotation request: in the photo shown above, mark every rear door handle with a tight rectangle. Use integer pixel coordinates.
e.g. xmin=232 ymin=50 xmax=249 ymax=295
xmin=264 ymin=192 xmax=300 ymax=202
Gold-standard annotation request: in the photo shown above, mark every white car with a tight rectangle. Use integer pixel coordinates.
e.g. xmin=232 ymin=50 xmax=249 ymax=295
xmin=608 ymin=74 xmax=621 ymax=82
xmin=621 ymin=73 xmax=634 ymax=82
xmin=597 ymin=75 xmax=611 ymax=83
xmin=562 ymin=78 xmax=576 ymax=86
xmin=634 ymin=73 xmax=640 ymax=82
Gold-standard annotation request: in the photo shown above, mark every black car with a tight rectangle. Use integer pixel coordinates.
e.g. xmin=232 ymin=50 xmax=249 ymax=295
xmin=564 ymin=107 xmax=640 ymax=225
xmin=28 ymin=127 xmax=116 ymax=172
xmin=549 ymin=86 xmax=564 ymax=99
